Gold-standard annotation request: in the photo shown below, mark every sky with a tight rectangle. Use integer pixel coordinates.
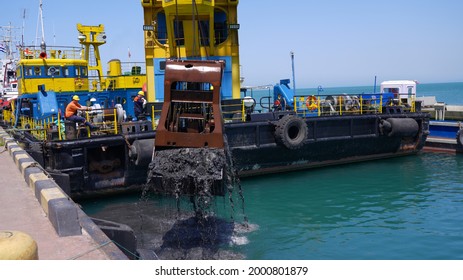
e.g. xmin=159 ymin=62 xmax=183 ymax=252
xmin=3 ymin=0 xmax=463 ymax=88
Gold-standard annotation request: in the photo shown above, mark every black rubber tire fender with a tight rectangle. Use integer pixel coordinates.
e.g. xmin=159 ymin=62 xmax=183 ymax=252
xmin=129 ymin=139 xmax=154 ymax=166
xmin=386 ymin=118 xmax=419 ymax=137
xmin=274 ymin=115 xmax=308 ymax=149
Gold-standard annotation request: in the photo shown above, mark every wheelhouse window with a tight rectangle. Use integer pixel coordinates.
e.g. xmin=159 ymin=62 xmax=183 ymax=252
xmin=75 ymin=67 xmax=87 ymax=77
xmin=23 ymin=66 xmax=38 ymax=77
xmin=173 ymin=20 xmax=185 ymax=46
xmin=34 ymin=66 xmax=42 ymax=76
xmin=199 ymin=20 xmax=210 ymax=46
xmin=214 ymin=10 xmax=228 ymax=45
xmin=63 ymin=67 xmax=69 ymax=77
xmin=24 ymin=67 xmax=33 ymax=77
xmin=156 ymin=12 xmax=168 ymax=45
xmin=407 ymin=86 xmax=413 ymax=94
xmin=384 ymin=87 xmax=400 ymax=98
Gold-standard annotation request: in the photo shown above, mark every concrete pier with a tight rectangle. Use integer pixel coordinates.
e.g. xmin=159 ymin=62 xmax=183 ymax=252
xmin=0 ymin=128 xmax=127 ymax=260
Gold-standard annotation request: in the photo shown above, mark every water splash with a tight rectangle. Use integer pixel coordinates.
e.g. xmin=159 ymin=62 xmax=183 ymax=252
xmin=139 ymin=140 xmax=250 ymax=259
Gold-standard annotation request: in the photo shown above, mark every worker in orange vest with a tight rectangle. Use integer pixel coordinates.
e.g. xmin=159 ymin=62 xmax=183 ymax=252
xmin=133 ymin=91 xmax=146 ymax=120
xmin=65 ymin=95 xmax=97 ymax=129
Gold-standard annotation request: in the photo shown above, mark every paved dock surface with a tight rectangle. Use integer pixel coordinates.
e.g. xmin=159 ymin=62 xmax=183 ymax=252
xmin=0 ymin=146 xmax=113 ymax=260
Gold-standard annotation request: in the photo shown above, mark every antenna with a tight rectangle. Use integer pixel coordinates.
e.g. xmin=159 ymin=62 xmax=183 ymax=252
xmin=290 ymin=51 xmax=296 ymax=96
xmin=53 ymin=22 xmax=55 ymax=45
xmin=39 ymin=0 xmax=45 ymax=44
xmin=21 ymin=9 xmax=26 ymax=47
xmin=0 ymin=23 xmax=20 ymax=59
xmin=35 ymin=0 xmax=46 ymax=50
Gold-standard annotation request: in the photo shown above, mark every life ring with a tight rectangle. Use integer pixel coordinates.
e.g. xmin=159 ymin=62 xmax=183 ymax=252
xmin=305 ymin=95 xmax=317 ymax=111
xmin=24 ymin=48 xmax=33 ymax=56
xmin=274 ymin=114 xmax=308 ymax=149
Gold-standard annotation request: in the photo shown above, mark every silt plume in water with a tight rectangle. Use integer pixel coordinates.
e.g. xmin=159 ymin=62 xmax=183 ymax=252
xmin=138 ymin=146 xmax=251 ymax=259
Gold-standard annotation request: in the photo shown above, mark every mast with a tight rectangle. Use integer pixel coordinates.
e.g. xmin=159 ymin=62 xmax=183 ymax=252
xmin=290 ymin=51 xmax=296 ymax=97
xmin=36 ymin=0 xmax=46 ymax=52
xmin=21 ymin=9 xmax=26 ymax=47
xmin=0 ymin=23 xmax=20 ymax=60
xmin=77 ymin=24 xmax=106 ymax=86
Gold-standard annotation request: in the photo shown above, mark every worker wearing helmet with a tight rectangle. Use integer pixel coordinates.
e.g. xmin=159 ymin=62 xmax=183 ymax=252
xmin=65 ymin=95 xmax=97 ymax=129
xmin=133 ymin=90 xmax=146 ymax=120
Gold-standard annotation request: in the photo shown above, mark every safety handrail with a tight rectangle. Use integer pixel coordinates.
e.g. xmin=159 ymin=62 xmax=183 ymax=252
xmin=291 ymin=93 xmax=416 ymax=117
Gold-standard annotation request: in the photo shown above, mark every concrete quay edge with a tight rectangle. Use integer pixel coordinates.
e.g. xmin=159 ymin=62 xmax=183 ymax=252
xmin=0 ymin=128 xmax=127 ymax=259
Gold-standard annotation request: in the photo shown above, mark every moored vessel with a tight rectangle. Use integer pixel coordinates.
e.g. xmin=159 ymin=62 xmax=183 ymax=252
xmin=0 ymin=1 xmax=150 ymax=197
xmin=421 ymin=97 xmax=463 ymax=153
xmin=0 ymin=0 xmax=430 ymax=199
xmin=140 ymin=0 xmax=430 ymax=197
xmin=0 ymin=23 xmax=19 ymax=101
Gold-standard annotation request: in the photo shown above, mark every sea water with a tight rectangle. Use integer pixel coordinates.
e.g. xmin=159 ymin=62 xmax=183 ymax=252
xmin=80 ymin=82 xmax=463 ymax=260
xmin=240 ymin=152 xmax=463 ymax=260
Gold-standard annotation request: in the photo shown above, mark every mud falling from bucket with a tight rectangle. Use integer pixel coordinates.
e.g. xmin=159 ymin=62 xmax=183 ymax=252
xmin=140 ymin=145 xmax=249 ymax=259
xmin=147 ymin=148 xmax=226 ymax=217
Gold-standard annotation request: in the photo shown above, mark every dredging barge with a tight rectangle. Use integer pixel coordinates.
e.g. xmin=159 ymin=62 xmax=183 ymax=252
xmin=0 ymin=0 xmax=430 ymax=198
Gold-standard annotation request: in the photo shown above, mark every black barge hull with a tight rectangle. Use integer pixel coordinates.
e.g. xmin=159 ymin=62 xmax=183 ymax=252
xmin=226 ymin=112 xmax=429 ymax=177
xmin=26 ymin=128 xmax=156 ymax=198
xmin=16 ymin=112 xmax=429 ymax=198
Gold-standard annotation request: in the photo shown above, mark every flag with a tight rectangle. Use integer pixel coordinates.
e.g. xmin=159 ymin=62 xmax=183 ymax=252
xmin=0 ymin=44 xmax=6 ymax=53
xmin=128 ymin=48 xmax=131 ymax=59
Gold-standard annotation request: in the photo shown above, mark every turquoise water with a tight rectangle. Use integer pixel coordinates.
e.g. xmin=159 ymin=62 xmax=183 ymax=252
xmin=413 ymin=82 xmax=463 ymax=105
xmin=240 ymin=153 xmax=463 ymax=260
xmin=81 ymin=82 xmax=463 ymax=260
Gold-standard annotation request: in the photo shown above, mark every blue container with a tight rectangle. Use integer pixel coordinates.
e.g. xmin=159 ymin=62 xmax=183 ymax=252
xmin=37 ymin=90 xmax=59 ymax=118
xmin=361 ymin=93 xmax=394 ymax=105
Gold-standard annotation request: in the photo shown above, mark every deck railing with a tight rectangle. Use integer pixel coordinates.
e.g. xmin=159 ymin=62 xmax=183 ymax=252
xmin=13 ymin=108 xmax=121 ymax=141
xmin=0 ymin=100 xmax=163 ymax=141
xmin=1 ymin=93 xmax=418 ymax=140
xmin=20 ymin=46 xmax=82 ymax=60
xmin=291 ymin=93 xmax=416 ymax=117
xmin=221 ymin=93 xmax=417 ymax=123
xmin=1 ymin=109 xmax=15 ymax=125
xmin=18 ymin=115 xmax=56 ymax=141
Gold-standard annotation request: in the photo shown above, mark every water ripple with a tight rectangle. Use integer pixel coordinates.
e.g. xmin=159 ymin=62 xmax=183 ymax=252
xmin=239 ymin=153 xmax=463 ymax=259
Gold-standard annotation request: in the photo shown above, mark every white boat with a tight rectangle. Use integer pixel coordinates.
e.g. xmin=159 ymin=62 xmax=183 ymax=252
xmin=0 ymin=24 xmax=19 ymax=101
